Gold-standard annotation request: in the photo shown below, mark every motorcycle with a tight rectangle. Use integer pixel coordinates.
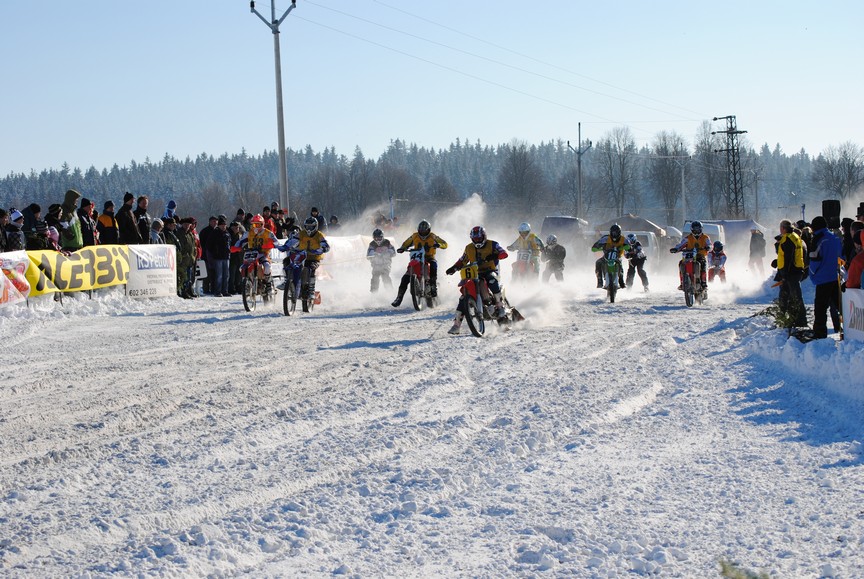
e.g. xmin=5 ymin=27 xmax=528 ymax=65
xmin=456 ymin=261 xmax=524 ymax=337
xmin=240 ymin=250 xmax=275 ymax=312
xmin=603 ymin=249 xmax=622 ymax=303
xmin=511 ymin=249 xmax=535 ymax=283
xmin=281 ymin=249 xmax=306 ymax=316
xmin=405 ymin=245 xmax=436 ymax=310
xmin=677 ymin=249 xmax=705 ymax=307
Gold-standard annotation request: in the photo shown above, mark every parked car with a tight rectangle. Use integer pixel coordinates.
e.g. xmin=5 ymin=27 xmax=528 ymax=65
xmin=541 ymin=215 xmax=592 ymax=266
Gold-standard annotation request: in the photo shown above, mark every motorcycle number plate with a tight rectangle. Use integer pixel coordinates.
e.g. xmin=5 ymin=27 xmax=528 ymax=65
xmin=517 ymin=250 xmax=531 ymax=261
xmin=244 ymin=251 xmax=259 ymax=261
xmin=409 ymin=250 xmax=424 ymax=261
xmin=461 ymin=265 xmax=479 ymax=279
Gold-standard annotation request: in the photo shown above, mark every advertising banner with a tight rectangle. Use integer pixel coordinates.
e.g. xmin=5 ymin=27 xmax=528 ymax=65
xmin=0 ymin=251 xmax=32 ymax=308
xmin=842 ymin=288 xmax=864 ymax=342
xmin=127 ymin=245 xmax=177 ymax=298
xmin=24 ymin=245 xmax=130 ymax=297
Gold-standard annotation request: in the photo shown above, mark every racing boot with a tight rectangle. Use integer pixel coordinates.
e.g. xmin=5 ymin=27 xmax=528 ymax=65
xmin=596 ymin=276 xmax=604 ymax=289
xmin=492 ymin=292 xmax=507 ymax=320
xmin=448 ymin=311 xmax=464 ymax=335
xmin=429 ymin=280 xmax=437 ymax=298
xmin=391 ymin=276 xmax=409 ymax=307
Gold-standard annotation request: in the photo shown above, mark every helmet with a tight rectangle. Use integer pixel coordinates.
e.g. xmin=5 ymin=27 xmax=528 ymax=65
xmin=518 ymin=222 xmax=531 ymax=235
xmin=372 ymin=228 xmax=384 ymax=241
xmin=546 ymin=234 xmax=557 ymax=246
xmin=690 ymin=220 xmax=703 ymax=235
xmin=713 ymin=240 xmax=724 ymax=252
xmin=250 ymin=214 xmax=264 ymax=228
xmin=417 ymin=219 xmax=431 ymax=237
xmin=470 ymin=226 xmax=487 ymax=247
xmin=304 ymin=217 xmax=319 ymax=235
xmin=626 ymin=233 xmax=637 ymax=245
xmin=609 ymin=223 xmax=622 ymax=240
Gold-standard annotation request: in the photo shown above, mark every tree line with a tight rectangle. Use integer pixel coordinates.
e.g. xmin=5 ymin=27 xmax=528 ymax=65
xmin=2 ymin=127 xmax=862 ymax=230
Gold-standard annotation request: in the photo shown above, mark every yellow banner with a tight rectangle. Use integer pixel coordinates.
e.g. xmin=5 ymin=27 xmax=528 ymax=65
xmin=25 ymin=245 xmax=130 ymax=296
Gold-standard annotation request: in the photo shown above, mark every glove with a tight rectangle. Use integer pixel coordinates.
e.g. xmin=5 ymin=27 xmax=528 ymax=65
xmin=770 ymin=259 xmax=777 ymax=269
xmin=506 ymin=245 xmax=515 ymax=251
xmin=433 ymin=243 xmax=440 ymax=249
xmin=397 ymin=247 xmax=406 ymax=254
xmin=669 ymin=248 xmax=678 ymax=254
xmin=445 ymin=266 xmax=456 ymax=276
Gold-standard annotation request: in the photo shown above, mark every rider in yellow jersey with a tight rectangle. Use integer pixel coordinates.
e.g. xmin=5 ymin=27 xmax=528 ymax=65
xmin=591 ymin=223 xmax=631 ymax=289
xmin=391 ymin=219 xmax=448 ymax=307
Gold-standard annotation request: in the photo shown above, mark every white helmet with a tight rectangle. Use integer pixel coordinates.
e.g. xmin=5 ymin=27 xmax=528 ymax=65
xmin=626 ymin=233 xmax=637 ymax=245
xmin=518 ymin=222 xmax=531 ymax=235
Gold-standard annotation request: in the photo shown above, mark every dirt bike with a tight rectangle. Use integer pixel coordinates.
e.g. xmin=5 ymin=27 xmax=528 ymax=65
xmin=240 ymin=250 xmax=275 ymax=312
xmin=677 ymin=249 xmax=705 ymax=307
xmin=281 ymin=249 xmax=306 ymax=316
xmin=603 ymin=249 xmax=622 ymax=303
xmin=456 ymin=261 xmax=524 ymax=338
xmin=511 ymin=249 xmax=535 ymax=283
xmin=405 ymin=245 xmax=436 ymax=310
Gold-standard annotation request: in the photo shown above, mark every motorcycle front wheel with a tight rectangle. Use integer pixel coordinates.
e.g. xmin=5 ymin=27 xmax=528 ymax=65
xmin=242 ymin=274 xmax=257 ymax=312
xmin=683 ymin=276 xmax=694 ymax=307
xmin=463 ymin=296 xmax=486 ymax=337
xmin=410 ymin=274 xmax=424 ymax=311
xmin=283 ymin=279 xmax=296 ymax=316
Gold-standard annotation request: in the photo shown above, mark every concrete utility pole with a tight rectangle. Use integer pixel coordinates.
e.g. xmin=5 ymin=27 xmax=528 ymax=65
xmin=567 ymin=123 xmax=592 ymax=219
xmin=250 ymin=0 xmax=297 ymax=215
xmin=654 ymin=155 xmax=690 ymax=225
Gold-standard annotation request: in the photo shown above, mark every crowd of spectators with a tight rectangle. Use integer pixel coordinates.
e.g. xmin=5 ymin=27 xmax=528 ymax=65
xmin=770 ymin=203 xmax=864 ymax=339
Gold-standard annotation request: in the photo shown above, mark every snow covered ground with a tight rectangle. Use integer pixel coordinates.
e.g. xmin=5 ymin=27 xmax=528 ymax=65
xmin=1 ymin=219 xmax=863 ymax=577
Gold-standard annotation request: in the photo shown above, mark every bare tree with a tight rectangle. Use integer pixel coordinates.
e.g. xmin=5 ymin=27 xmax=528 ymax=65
xmin=647 ymin=131 xmax=689 ymax=225
xmin=228 ymin=171 xmax=266 ymax=215
xmin=595 ymin=127 xmax=637 ymax=217
xmin=812 ymin=141 xmax=864 ymax=199
xmin=497 ymin=141 xmax=547 ymax=213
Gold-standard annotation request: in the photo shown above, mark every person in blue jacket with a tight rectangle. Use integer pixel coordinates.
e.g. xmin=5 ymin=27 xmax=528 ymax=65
xmin=807 ymin=215 xmax=843 ymax=339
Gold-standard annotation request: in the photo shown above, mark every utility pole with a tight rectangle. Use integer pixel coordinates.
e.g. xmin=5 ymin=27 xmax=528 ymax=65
xmin=712 ymin=115 xmax=747 ymax=218
xmin=566 ymin=123 xmax=592 ymax=219
xmin=654 ymin=155 xmax=690 ymax=225
xmin=250 ymin=0 xmax=296 ymax=215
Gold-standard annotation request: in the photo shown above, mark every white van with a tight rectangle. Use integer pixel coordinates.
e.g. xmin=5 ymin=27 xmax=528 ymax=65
xmin=683 ymin=221 xmax=725 ymax=246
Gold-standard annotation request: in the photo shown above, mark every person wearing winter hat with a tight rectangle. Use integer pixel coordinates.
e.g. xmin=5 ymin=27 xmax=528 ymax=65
xmin=807 ymin=215 xmax=843 ymax=339
xmin=5 ymin=209 xmax=26 ymax=251
xmin=26 ymin=220 xmax=52 ymax=250
xmin=22 ymin=203 xmax=41 ymax=234
xmin=310 ymin=206 xmax=326 ymax=232
xmin=0 ymin=208 xmax=8 ymax=253
xmin=149 ymin=218 xmax=165 ymax=244
xmin=78 ymin=197 xmax=98 ymax=247
xmin=117 ymin=192 xmax=143 ymax=244
xmin=163 ymin=199 xmax=178 ymax=221
xmin=97 ymin=200 xmax=120 ymax=245
xmin=58 ymin=189 xmax=84 ymax=252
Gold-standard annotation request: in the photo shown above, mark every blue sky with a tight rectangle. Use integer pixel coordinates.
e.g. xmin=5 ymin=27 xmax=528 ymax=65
xmin=1 ymin=0 xmax=861 ymax=176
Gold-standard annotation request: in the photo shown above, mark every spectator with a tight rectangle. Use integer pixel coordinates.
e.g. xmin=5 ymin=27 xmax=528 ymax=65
xmin=199 ymin=216 xmax=218 ymax=294
xmin=846 ymin=231 xmax=863 ymax=290
xmin=235 ymin=208 xmax=246 ymax=229
xmin=807 ymin=216 xmax=842 ymax=339
xmin=78 ymin=198 xmax=99 ymax=246
xmin=134 ymin=196 xmax=152 ymax=244
xmin=748 ymin=228 xmax=766 ymax=276
xmin=262 ymin=206 xmax=277 ymax=235
xmin=0 ymin=208 xmax=8 ymax=252
xmin=97 ymin=201 xmax=119 ymax=245
xmin=5 ymin=210 xmax=26 ymax=251
xmin=22 ymin=203 xmax=41 ymax=235
xmin=207 ymin=216 xmax=232 ymax=297
xmin=329 ymin=215 xmax=341 ymax=232
xmin=26 ymin=220 xmax=55 ymax=251
xmin=244 ymin=212 xmax=253 ymax=232
xmin=149 ymin=218 xmax=165 ymax=244
xmin=228 ymin=221 xmax=244 ymax=295
xmin=117 ymin=192 xmax=143 ymax=244
xmin=163 ymin=199 xmax=177 ymax=221
xmin=60 ymin=189 xmax=84 ymax=252
xmin=177 ymin=218 xmax=198 ymax=298
xmin=773 ymin=219 xmax=808 ymax=328
xmin=161 ymin=217 xmax=182 ymax=294
xmin=310 ymin=206 xmax=326 ymax=232
xmin=273 ymin=209 xmax=287 ymax=238
xmin=284 ymin=211 xmax=300 ymax=236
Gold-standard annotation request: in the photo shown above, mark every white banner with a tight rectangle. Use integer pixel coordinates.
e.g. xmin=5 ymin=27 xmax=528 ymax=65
xmin=0 ymin=251 xmax=31 ymax=308
xmin=842 ymin=288 xmax=864 ymax=342
xmin=126 ymin=245 xmax=177 ymax=298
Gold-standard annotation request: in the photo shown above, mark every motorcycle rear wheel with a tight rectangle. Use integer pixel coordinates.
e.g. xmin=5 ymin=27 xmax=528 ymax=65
xmin=242 ymin=275 xmax=257 ymax=312
xmin=463 ymin=297 xmax=486 ymax=337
